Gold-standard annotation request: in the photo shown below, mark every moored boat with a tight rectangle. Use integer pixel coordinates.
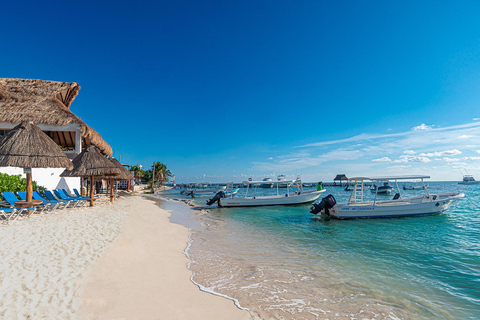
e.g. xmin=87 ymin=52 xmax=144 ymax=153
xmin=458 ymin=175 xmax=480 ymax=185
xmin=207 ymin=178 xmax=325 ymax=207
xmin=311 ymin=175 xmax=464 ymax=219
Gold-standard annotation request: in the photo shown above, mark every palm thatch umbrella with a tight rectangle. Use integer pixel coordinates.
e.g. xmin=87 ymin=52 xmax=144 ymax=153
xmin=0 ymin=121 xmax=73 ymax=204
xmin=102 ymin=158 xmax=133 ymax=202
xmin=61 ymin=145 xmax=121 ymax=206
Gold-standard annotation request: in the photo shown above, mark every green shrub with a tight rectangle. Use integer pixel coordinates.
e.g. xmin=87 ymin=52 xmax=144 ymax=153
xmin=0 ymin=173 xmax=45 ymax=200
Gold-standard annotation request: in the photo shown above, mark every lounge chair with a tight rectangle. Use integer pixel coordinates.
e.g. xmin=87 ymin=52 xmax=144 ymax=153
xmin=74 ymin=188 xmax=101 ymax=199
xmin=17 ymin=191 xmax=52 ymax=213
xmin=44 ymin=190 xmax=77 ymax=208
xmin=54 ymin=190 xmax=87 ymax=207
xmin=62 ymin=189 xmax=89 ymax=200
xmin=1 ymin=192 xmax=36 ymax=218
xmin=0 ymin=207 xmax=19 ymax=222
xmin=33 ymin=191 xmax=69 ymax=209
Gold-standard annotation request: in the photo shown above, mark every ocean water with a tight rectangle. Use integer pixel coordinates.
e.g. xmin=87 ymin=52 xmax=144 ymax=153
xmin=160 ymin=182 xmax=480 ymax=319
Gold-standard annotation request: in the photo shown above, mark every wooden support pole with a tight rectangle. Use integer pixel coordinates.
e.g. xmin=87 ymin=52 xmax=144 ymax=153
xmin=90 ymin=176 xmax=95 ymax=206
xmin=26 ymin=170 xmax=33 ymax=203
xmin=110 ymin=178 xmax=114 ymax=202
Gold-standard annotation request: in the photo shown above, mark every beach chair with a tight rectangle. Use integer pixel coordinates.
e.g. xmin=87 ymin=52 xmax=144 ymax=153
xmin=74 ymin=188 xmax=101 ymax=199
xmin=33 ymin=191 xmax=69 ymax=209
xmin=62 ymin=189 xmax=89 ymax=200
xmin=44 ymin=190 xmax=76 ymax=208
xmin=0 ymin=207 xmax=19 ymax=222
xmin=1 ymin=192 xmax=36 ymax=218
xmin=17 ymin=191 xmax=52 ymax=213
xmin=54 ymin=190 xmax=87 ymax=207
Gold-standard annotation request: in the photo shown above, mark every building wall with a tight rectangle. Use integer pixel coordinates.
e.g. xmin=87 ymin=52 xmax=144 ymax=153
xmin=0 ymin=167 xmax=80 ymax=192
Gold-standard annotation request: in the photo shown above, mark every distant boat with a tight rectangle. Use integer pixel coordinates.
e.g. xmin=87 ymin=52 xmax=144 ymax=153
xmin=277 ymin=174 xmax=291 ymax=188
xmin=259 ymin=177 xmax=274 ymax=188
xmin=207 ymin=178 xmax=325 ymax=207
xmin=370 ymin=182 xmax=394 ymax=195
xmin=311 ymin=175 xmax=464 ymax=219
xmin=403 ymin=183 xmax=428 ymax=190
xmin=458 ymin=175 xmax=480 ymax=185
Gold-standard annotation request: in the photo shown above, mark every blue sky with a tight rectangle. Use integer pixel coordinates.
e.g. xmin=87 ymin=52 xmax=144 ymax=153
xmin=2 ymin=1 xmax=480 ymax=182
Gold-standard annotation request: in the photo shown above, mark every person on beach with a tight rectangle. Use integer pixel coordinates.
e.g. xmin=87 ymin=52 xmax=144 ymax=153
xmin=317 ymin=181 xmax=323 ymax=191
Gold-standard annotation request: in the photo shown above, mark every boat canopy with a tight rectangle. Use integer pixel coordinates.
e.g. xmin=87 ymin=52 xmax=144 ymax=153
xmin=349 ymin=175 xmax=430 ymax=181
xmin=243 ymin=179 xmax=297 ymax=185
xmin=369 ymin=175 xmax=430 ymax=181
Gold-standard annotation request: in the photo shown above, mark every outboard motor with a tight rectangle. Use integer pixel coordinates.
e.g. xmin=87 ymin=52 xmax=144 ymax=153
xmin=185 ymin=190 xmax=195 ymax=197
xmin=206 ymin=191 xmax=226 ymax=206
xmin=310 ymin=194 xmax=336 ymax=215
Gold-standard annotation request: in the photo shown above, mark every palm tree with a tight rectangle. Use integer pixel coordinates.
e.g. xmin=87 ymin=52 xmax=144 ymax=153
xmin=152 ymin=162 xmax=172 ymax=186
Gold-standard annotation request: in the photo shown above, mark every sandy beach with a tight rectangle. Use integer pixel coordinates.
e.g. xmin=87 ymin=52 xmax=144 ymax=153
xmin=0 ymin=195 xmax=251 ymax=319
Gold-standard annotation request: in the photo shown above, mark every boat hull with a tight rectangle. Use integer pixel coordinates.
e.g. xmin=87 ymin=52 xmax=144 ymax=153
xmin=458 ymin=181 xmax=480 ymax=185
xmin=219 ymin=190 xmax=325 ymax=207
xmin=191 ymin=189 xmax=239 ymax=197
xmin=329 ymin=193 xmax=464 ymax=219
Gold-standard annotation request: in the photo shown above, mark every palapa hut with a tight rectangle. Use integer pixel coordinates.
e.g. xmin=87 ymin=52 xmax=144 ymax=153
xmin=0 ymin=121 xmax=73 ymax=203
xmin=102 ymin=158 xmax=134 ymax=201
xmin=61 ymin=145 xmax=121 ymax=206
xmin=333 ymin=174 xmax=348 ymax=186
xmin=0 ymin=78 xmax=112 ymax=191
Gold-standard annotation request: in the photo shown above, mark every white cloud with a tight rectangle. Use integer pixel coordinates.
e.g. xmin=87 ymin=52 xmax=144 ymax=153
xmin=268 ymin=157 xmax=274 ymax=160
xmin=419 ymin=149 xmax=462 ymax=157
xmin=443 ymin=157 xmax=460 ymax=162
xmin=403 ymin=150 xmax=416 ymax=154
xmin=412 ymin=123 xmax=433 ymax=131
xmin=473 ymin=118 xmax=480 ymax=121
xmin=476 ymin=150 xmax=480 ymax=154
xmin=393 ymin=155 xmax=431 ymax=163
xmin=458 ymin=135 xmax=473 ymax=139
xmin=463 ymin=156 xmax=480 ymax=161
xmin=372 ymin=157 xmax=391 ymax=162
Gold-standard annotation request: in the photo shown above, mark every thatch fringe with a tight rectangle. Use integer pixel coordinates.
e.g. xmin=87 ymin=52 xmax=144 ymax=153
xmin=0 ymin=121 xmax=73 ymax=169
xmin=60 ymin=145 xmax=120 ymax=177
xmin=0 ymin=78 xmax=112 ymax=156
xmin=108 ymin=158 xmax=134 ymax=180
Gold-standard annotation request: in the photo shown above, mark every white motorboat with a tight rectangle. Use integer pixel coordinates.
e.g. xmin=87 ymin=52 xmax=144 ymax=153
xmin=207 ymin=178 xmax=325 ymax=207
xmin=403 ymin=183 xmax=428 ymax=190
xmin=311 ymin=175 xmax=464 ymax=219
xmin=458 ymin=175 xmax=480 ymax=185
xmin=370 ymin=182 xmax=394 ymax=195
xmin=277 ymin=174 xmax=291 ymax=188
xmin=259 ymin=177 xmax=274 ymax=188
xmin=187 ymin=188 xmax=239 ymax=198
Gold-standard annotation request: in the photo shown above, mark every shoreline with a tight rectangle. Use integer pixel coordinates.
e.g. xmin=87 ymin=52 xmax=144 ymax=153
xmin=80 ymin=195 xmax=252 ymax=319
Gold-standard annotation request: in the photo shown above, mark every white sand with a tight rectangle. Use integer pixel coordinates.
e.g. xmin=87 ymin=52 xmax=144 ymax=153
xmin=0 ymin=195 xmax=251 ymax=319
xmin=81 ymin=196 xmax=251 ymax=320
xmin=0 ymin=197 xmax=130 ymax=319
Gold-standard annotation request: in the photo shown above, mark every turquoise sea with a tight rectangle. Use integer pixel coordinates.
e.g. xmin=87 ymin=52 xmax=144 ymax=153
xmin=159 ymin=182 xmax=480 ymax=319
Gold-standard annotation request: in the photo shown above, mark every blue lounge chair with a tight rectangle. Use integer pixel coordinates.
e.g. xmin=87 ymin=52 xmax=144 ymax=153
xmin=54 ymin=190 xmax=86 ymax=207
xmin=17 ymin=191 xmax=52 ymax=212
xmin=0 ymin=207 xmax=19 ymax=222
xmin=74 ymin=188 xmax=101 ymax=199
xmin=44 ymin=190 xmax=76 ymax=208
xmin=33 ymin=191 xmax=69 ymax=209
xmin=62 ymin=189 xmax=89 ymax=200
xmin=1 ymin=192 xmax=36 ymax=218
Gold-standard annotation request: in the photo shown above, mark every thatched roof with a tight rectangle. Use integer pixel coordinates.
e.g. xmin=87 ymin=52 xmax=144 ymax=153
xmin=333 ymin=174 xmax=348 ymax=181
xmin=0 ymin=78 xmax=112 ymax=156
xmin=109 ymin=158 xmax=134 ymax=180
xmin=0 ymin=121 xmax=73 ymax=169
xmin=60 ymin=145 xmax=120 ymax=177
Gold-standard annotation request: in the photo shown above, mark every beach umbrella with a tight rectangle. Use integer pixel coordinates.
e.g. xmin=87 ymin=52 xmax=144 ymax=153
xmin=99 ymin=157 xmax=133 ymax=202
xmin=0 ymin=121 xmax=73 ymax=204
xmin=61 ymin=145 xmax=121 ymax=206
